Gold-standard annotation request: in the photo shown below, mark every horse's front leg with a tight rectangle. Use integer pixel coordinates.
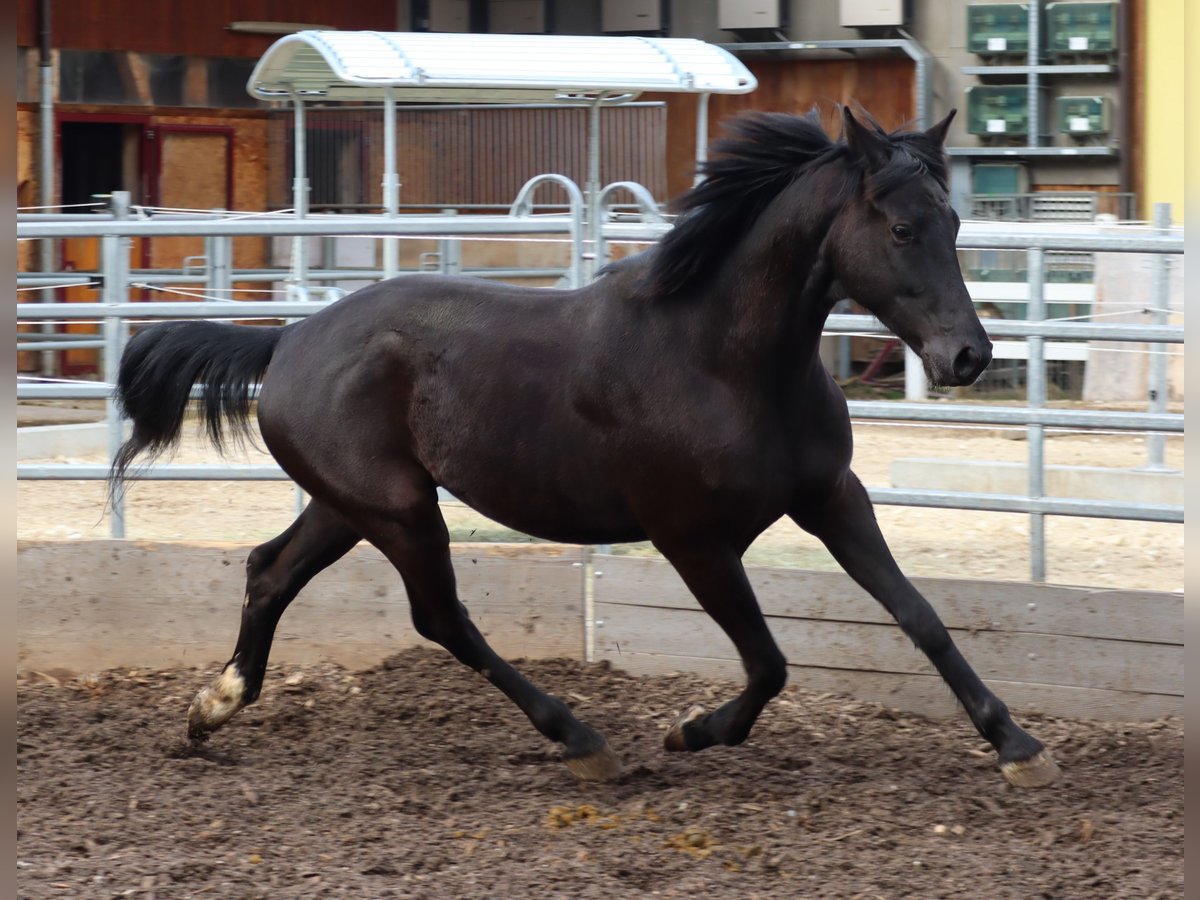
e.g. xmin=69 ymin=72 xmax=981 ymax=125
xmin=654 ymin=540 xmax=789 ymax=752
xmin=791 ymin=472 xmax=1060 ymax=787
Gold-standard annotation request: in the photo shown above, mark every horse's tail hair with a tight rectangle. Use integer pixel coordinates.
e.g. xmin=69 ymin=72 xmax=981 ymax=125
xmin=109 ymin=320 xmax=285 ymax=490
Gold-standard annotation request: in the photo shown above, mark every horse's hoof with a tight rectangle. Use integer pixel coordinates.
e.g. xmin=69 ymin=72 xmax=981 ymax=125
xmin=1001 ymin=750 xmax=1061 ymax=788
xmin=664 ymin=705 xmax=707 ymax=752
xmin=564 ymin=740 xmax=623 ymax=782
xmin=186 ymin=666 xmax=246 ymax=740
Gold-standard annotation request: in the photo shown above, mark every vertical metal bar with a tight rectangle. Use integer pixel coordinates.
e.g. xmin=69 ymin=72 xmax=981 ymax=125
xmin=205 ymin=210 xmax=232 ymax=298
xmin=569 ymin=183 xmax=585 ymax=290
xmin=585 ymin=97 xmax=603 ymax=280
xmin=1027 ymin=0 xmax=1041 ymax=148
xmin=904 ymin=347 xmax=928 ymax=400
xmin=1146 ymin=202 xmax=1171 ymax=468
xmin=290 ymin=97 xmax=310 ymax=515
xmin=694 ymin=92 xmax=710 ymax=186
xmin=39 ymin=38 xmax=58 ymax=377
xmin=1026 ymin=247 xmax=1046 ymax=582
xmin=103 ymin=192 xmax=132 ymax=539
xmin=439 ymin=208 xmax=461 ymax=276
xmin=291 ymin=95 xmax=309 ymax=290
xmin=382 ymin=87 xmax=399 ymax=279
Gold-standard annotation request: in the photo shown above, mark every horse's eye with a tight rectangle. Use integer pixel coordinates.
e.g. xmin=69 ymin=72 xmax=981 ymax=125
xmin=891 ymin=224 xmax=914 ymax=243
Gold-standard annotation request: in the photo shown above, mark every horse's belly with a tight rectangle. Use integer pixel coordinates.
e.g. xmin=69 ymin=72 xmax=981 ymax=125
xmin=439 ymin=474 xmax=647 ymax=545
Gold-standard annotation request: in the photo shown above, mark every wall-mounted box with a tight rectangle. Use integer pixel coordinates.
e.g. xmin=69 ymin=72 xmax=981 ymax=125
xmin=601 ymin=0 xmax=667 ymax=33
xmin=488 ymin=0 xmax=549 ymax=34
xmin=1056 ymin=95 xmax=1112 ymax=135
xmin=719 ymin=0 xmax=785 ymax=30
xmin=971 ymin=162 xmax=1030 ymax=194
xmin=967 ymin=4 xmax=1030 ymax=56
xmin=1045 ymin=2 xmax=1119 ymax=55
xmin=839 ymin=0 xmax=908 ymax=27
xmin=966 ymin=85 xmax=1048 ymax=137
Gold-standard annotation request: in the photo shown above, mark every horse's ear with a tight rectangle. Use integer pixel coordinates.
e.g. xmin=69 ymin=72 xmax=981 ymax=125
xmin=841 ymin=106 xmax=889 ymax=169
xmin=924 ymin=109 xmax=956 ymax=147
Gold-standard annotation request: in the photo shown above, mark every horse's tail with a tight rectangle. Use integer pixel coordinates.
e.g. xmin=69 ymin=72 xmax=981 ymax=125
xmin=110 ymin=320 xmax=286 ymax=489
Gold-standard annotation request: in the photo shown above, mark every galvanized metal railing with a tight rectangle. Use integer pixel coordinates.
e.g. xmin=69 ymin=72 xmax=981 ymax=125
xmin=16 ymin=192 xmax=1184 ymax=582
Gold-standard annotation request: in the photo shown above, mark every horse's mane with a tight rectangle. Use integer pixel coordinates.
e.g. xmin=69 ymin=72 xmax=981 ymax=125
xmin=637 ymin=107 xmax=948 ymax=298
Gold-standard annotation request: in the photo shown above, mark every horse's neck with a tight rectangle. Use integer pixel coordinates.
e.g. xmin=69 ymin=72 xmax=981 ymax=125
xmin=715 ymin=175 xmax=844 ymax=374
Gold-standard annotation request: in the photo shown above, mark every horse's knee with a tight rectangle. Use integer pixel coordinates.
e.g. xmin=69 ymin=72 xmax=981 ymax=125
xmin=752 ymin=648 xmax=788 ymax=699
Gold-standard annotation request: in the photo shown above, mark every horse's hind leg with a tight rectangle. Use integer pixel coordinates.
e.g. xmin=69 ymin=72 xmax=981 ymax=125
xmin=188 ymin=500 xmax=360 ymax=739
xmin=348 ymin=482 xmax=622 ymax=781
xmin=791 ymin=473 xmax=1059 ymax=787
xmin=655 ymin=540 xmax=788 ymax=753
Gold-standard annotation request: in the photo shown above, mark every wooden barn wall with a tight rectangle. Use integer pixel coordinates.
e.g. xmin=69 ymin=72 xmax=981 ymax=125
xmin=649 ymin=57 xmax=918 ymax=201
xmin=592 ymin=555 xmax=1182 ymax=722
xmin=15 ymin=0 xmax=399 ymax=56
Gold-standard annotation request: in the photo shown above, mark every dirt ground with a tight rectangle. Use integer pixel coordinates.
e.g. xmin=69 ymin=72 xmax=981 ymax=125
xmin=17 ymin=413 xmax=1185 ymax=592
xmin=17 ymin=646 xmax=1182 ymax=899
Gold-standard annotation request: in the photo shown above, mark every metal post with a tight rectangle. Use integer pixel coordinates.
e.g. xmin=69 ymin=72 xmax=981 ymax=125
xmin=694 ymin=92 xmax=710 ymax=186
xmin=291 ymin=95 xmax=309 ymax=292
xmin=38 ymin=12 xmax=58 ymax=377
xmin=1026 ymin=247 xmax=1046 ymax=582
xmin=904 ymin=347 xmax=928 ymax=400
xmin=1146 ymin=202 xmax=1171 ymax=468
xmin=206 ymin=210 xmax=232 ymax=298
xmin=382 ymin=86 xmax=400 ymax=279
xmin=585 ymin=96 xmax=604 ymax=279
xmin=439 ymin=209 xmax=462 ymax=276
xmin=1027 ymin=0 xmax=1041 ymax=149
xmin=103 ymin=192 xmax=132 ymax=538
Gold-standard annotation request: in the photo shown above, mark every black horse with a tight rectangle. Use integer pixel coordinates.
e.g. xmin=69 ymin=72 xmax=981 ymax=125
xmin=112 ymin=107 xmax=1058 ymax=788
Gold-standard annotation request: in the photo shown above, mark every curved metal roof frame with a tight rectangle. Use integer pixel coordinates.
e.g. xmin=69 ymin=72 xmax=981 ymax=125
xmin=247 ymin=31 xmax=757 ymax=103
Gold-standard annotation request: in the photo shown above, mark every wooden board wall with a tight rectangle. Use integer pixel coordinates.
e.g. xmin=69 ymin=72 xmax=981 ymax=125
xmin=592 ymin=555 xmax=1182 ymax=722
xmin=17 ymin=541 xmax=586 ymax=674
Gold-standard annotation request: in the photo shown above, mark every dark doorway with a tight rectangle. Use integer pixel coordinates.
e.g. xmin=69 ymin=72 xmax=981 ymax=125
xmin=59 ymin=120 xmax=143 ymax=206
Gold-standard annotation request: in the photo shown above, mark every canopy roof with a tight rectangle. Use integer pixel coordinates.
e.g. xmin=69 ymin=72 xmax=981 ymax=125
xmin=247 ymin=31 xmax=757 ymax=103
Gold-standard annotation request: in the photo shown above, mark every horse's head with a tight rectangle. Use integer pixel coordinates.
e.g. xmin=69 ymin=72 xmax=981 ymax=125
xmin=828 ymin=108 xmax=991 ymax=387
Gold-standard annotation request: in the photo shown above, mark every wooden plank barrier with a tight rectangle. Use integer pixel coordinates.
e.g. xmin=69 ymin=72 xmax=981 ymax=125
xmin=17 ymin=541 xmax=586 ymax=674
xmin=592 ymin=555 xmax=1182 ymax=721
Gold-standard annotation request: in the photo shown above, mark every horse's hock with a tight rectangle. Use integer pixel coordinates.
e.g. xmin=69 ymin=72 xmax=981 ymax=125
xmin=18 ymin=540 xmax=1181 ymax=722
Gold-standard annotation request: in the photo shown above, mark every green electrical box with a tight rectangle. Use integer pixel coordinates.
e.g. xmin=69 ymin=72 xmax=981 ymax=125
xmin=967 ymin=4 xmax=1029 ymax=56
xmin=1045 ymin=1 xmax=1119 ymax=55
xmin=1056 ymin=95 xmax=1111 ymax=134
xmin=966 ymin=85 xmax=1044 ymax=137
xmin=971 ymin=163 xmax=1029 ymax=195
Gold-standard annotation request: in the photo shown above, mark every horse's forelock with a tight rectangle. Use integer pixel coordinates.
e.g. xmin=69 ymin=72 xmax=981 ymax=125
xmin=864 ymin=132 xmax=949 ymax=201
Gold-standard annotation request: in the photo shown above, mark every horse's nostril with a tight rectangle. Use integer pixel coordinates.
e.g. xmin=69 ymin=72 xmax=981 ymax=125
xmin=953 ymin=346 xmax=981 ymax=381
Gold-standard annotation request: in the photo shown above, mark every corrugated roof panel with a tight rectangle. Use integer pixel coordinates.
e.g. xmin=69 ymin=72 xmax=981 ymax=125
xmin=248 ymin=31 xmax=757 ymax=102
